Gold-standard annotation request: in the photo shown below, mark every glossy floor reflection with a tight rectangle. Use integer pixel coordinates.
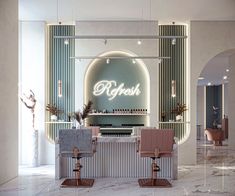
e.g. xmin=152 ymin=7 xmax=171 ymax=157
xmin=0 ymin=140 xmax=235 ymax=196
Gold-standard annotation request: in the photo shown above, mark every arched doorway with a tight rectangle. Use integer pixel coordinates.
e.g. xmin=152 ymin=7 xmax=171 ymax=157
xmin=197 ymin=49 xmax=235 ymax=140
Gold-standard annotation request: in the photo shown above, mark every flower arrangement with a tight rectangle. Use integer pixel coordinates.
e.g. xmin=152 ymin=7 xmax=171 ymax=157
xmin=75 ymin=100 xmax=93 ymax=125
xmin=46 ymin=104 xmax=63 ymax=115
xmin=171 ymin=103 xmax=187 ymax=115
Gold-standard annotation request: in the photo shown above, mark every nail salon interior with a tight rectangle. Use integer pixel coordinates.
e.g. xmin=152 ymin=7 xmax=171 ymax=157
xmin=1 ymin=0 xmax=235 ymax=195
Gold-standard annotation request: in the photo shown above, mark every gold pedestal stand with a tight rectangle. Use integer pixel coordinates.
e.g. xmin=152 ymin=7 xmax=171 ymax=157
xmin=61 ymin=147 xmax=94 ymax=188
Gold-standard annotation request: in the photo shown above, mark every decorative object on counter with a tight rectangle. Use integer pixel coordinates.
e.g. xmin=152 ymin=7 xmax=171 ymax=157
xmin=161 ymin=111 xmax=167 ymax=122
xmin=112 ymin=108 xmax=147 ymax=114
xmin=171 ymin=103 xmax=187 ymax=121
xmin=75 ymin=100 xmax=93 ymax=127
xmin=20 ymin=89 xmax=38 ymax=167
xmin=46 ymin=104 xmax=63 ymax=121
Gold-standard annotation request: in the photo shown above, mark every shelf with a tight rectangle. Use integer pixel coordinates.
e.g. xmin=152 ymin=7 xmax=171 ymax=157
xmin=89 ymin=113 xmax=148 ymax=116
xmin=157 ymin=121 xmax=190 ymax=124
xmin=45 ymin=121 xmax=73 ymax=124
xmin=100 ymin=127 xmax=133 ymax=130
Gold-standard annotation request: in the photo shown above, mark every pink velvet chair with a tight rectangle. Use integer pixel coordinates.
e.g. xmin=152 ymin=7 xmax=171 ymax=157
xmin=138 ymin=128 xmax=174 ymax=187
xmin=205 ymin=128 xmax=224 ymax=146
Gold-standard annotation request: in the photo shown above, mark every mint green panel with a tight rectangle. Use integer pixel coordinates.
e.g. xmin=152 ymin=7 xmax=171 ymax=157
xmin=86 ymin=58 xmax=148 ymax=111
xmin=85 ymin=55 xmax=148 ymax=127
xmin=46 ymin=25 xmax=75 ymax=142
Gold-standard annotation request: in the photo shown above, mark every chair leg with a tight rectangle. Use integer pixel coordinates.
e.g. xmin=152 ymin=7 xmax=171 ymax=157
xmin=138 ymin=158 xmax=172 ymax=188
xmin=61 ymin=157 xmax=94 ymax=188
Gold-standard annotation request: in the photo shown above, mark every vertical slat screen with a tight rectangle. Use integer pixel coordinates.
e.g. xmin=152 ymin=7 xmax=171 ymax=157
xmin=58 ymin=142 xmax=177 ymax=179
xmin=159 ymin=25 xmax=187 ymax=142
xmin=46 ymin=25 xmax=75 ymax=143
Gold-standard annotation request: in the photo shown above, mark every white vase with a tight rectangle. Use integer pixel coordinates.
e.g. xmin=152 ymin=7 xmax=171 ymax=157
xmin=31 ymin=129 xmax=39 ymax=167
xmin=51 ymin=114 xmax=57 ymax=121
xmin=176 ymin=115 xmax=183 ymax=121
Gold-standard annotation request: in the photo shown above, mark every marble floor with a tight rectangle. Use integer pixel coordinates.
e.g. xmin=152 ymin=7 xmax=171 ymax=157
xmin=1 ymin=140 xmax=235 ymax=196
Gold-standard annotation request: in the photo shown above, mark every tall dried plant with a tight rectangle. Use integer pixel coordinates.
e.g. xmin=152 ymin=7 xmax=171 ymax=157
xmin=75 ymin=100 xmax=93 ymax=125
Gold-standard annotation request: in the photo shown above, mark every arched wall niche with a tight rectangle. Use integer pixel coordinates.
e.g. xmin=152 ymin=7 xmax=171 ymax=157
xmin=84 ymin=50 xmax=150 ymax=127
xmin=189 ymin=21 xmax=235 ymax=165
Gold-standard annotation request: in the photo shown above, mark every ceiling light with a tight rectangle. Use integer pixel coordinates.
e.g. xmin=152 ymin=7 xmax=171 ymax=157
xmin=106 ymin=58 xmax=110 ymax=64
xmin=64 ymin=39 xmax=69 ymax=45
xmin=207 ymin=82 xmax=211 ymax=86
xmin=132 ymin=59 xmax=136 ymax=64
xmin=137 ymin=40 xmax=142 ymax=45
xmin=198 ymin=77 xmax=204 ymax=80
xmin=226 ymin=69 xmax=229 ymax=72
xmin=223 ymin=76 xmax=228 ymax=80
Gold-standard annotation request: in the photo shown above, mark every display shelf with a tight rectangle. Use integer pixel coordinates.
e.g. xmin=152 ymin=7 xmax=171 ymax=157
xmin=45 ymin=121 xmax=73 ymax=124
xmin=100 ymin=127 xmax=133 ymax=130
xmin=89 ymin=113 xmax=149 ymax=116
xmin=157 ymin=121 xmax=190 ymax=124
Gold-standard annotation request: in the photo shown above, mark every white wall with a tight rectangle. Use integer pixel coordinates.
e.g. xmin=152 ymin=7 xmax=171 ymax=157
xmin=191 ymin=21 xmax=235 ymax=155
xmin=224 ymin=83 xmax=228 ymax=117
xmin=197 ymin=86 xmax=205 ymax=139
xmin=19 ymin=21 xmax=53 ymax=165
xmin=0 ymin=0 xmax=18 ymax=185
xmin=75 ymin=21 xmax=159 ymax=126
xmin=228 ymin=55 xmax=235 ymax=148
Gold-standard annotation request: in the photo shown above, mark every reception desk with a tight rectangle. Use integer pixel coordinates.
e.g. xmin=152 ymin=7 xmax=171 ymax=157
xmin=55 ymin=135 xmax=178 ymax=180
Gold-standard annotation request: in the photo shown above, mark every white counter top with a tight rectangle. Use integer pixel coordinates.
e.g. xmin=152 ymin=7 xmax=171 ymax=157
xmin=96 ymin=136 xmax=138 ymax=143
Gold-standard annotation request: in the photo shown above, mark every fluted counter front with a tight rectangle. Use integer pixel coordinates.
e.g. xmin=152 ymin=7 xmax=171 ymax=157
xmin=55 ymin=136 xmax=178 ymax=179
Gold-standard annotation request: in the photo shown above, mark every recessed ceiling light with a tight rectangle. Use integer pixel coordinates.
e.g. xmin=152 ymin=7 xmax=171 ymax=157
xmin=226 ymin=69 xmax=229 ymax=72
xmin=223 ymin=76 xmax=228 ymax=80
xmin=207 ymin=82 xmax=211 ymax=86
xmin=137 ymin=40 xmax=142 ymax=45
xmin=198 ymin=77 xmax=204 ymax=80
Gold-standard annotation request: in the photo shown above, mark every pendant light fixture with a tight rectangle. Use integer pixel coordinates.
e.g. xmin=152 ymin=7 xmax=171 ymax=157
xmin=171 ymin=80 xmax=176 ymax=98
xmin=58 ymin=80 xmax=62 ymax=97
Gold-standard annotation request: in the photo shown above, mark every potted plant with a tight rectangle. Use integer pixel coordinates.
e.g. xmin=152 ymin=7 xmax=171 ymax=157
xmin=171 ymin=103 xmax=187 ymax=121
xmin=46 ymin=104 xmax=63 ymax=121
xmin=75 ymin=100 xmax=93 ymax=127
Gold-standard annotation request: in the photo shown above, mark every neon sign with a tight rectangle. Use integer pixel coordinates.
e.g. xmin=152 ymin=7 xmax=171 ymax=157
xmin=93 ymin=80 xmax=141 ymax=100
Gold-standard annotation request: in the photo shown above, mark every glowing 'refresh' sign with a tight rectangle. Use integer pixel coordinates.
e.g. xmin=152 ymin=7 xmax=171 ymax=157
xmin=93 ymin=80 xmax=141 ymax=100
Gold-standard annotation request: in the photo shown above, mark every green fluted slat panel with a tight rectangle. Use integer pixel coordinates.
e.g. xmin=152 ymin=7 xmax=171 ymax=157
xmin=46 ymin=25 xmax=75 ymax=143
xmin=159 ymin=25 xmax=187 ymax=142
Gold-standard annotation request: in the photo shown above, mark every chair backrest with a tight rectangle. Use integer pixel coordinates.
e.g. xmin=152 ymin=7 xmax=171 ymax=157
xmin=59 ymin=129 xmax=93 ymax=157
xmin=139 ymin=129 xmax=174 ymax=157
xmin=132 ymin=126 xmax=155 ymax=136
xmin=87 ymin=126 xmax=100 ymax=136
